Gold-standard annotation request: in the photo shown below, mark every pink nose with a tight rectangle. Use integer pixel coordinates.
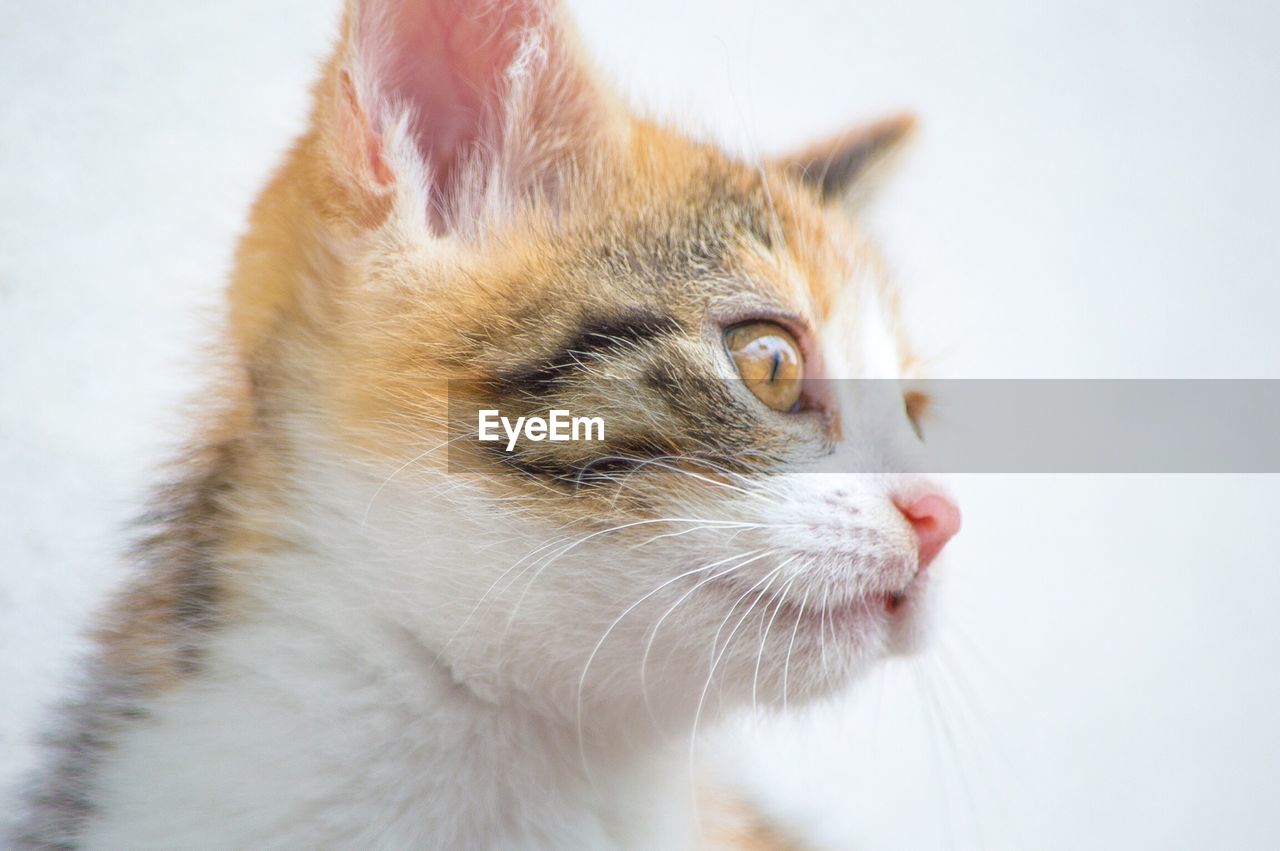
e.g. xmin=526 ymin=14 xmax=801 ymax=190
xmin=896 ymin=493 xmax=961 ymax=569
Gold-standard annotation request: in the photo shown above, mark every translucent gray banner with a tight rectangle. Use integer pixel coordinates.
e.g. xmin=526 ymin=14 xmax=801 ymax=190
xmin=444 ymin=380 xmax=1280 ymax=474
xmin=895 ymin=379 xmax=1279 ymax=473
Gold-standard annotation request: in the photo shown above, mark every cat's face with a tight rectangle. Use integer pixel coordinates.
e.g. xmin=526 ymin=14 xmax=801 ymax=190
xmin=244 ymin=0 xmax=959 ymax=734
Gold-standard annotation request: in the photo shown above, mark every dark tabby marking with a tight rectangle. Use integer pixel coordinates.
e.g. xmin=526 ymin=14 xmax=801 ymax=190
xmin=9 ymin=439 xmax=241 ymax=848
xmin=496 ymin=311 xmax=683 ymax=394
xmin=9 ymin=663 xmax=148 ymax=849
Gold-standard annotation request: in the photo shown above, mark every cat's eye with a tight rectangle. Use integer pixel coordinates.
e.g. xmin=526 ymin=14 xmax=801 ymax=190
xmin=724 ymin=322 xmax=805 ymax=412
xmin=904 ymin=389 xmax=929 ymax=440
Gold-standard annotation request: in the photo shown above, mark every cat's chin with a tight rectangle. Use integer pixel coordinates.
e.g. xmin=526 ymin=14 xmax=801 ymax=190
xmin=786 ymin=576 xmax=936 ymax=688
xmin=686 ymin=581 xmax=933 ymax=713
xmin=708 ymin=563 xmax=933 ymax=655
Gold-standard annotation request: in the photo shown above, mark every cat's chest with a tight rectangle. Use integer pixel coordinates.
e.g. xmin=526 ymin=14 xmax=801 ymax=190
xmin=76 ymin=613 xmax=697 ymax=849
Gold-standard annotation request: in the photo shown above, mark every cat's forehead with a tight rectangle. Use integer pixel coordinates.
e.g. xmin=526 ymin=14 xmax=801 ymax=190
xmin=606 ymin=130 xmax=861 ymax=318
xmin=471 ymin=136 xmax=868 ymax=324
xmin=370 ymin=121 xmax=898 ymax=379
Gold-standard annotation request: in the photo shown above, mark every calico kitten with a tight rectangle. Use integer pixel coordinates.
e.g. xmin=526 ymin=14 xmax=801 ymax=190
xmin=14 ymin=0 xmax=959 ymax=846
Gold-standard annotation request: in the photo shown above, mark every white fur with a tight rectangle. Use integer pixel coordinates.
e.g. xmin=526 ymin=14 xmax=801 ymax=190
xmin=79 ymin=543 xmax=695 ymax=848
xmin=61 ymin=4 xmax=947 ymax=843
xmin=71 ymin=261 xmax=939 ymax=847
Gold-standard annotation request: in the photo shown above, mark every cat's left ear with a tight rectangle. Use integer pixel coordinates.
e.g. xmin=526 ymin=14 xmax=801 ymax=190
xmin=317 ymin=0 xmax=619 ymax=234
xmin=773 ymin=113 xmax=916 ymax=210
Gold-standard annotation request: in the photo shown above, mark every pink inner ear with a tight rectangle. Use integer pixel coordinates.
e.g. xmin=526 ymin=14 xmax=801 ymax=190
xmin=340 ymin=69 xmax=395 ymax=186
xmin=365 ymin=0 xmax=538 ymax=192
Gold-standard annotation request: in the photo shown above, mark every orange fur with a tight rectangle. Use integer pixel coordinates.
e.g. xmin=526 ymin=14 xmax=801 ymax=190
xmin=35 ymin=2 xmax=922 ymax=847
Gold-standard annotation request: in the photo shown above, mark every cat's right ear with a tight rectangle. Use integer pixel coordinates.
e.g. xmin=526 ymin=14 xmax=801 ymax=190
xmin=313 ymin=0 xmax=615 ymax=233
xmin=773 ymin=113 xmax=916 ymax=211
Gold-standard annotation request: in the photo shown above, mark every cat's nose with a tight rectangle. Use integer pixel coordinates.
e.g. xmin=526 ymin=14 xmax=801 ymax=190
xmin=895 ymin=492 xmax=961 ymax=569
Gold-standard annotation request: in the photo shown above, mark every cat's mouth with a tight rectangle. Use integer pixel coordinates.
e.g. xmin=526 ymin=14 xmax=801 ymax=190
xmin=708 ymin=566 xmax=925 ymax=632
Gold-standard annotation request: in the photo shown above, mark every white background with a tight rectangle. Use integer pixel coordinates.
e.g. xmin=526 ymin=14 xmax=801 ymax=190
xmin=3 ymin=1 xmax=1279 ymax=847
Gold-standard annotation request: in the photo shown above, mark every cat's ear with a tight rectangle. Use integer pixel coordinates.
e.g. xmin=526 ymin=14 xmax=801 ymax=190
xmin=774 ymin=113 xmax=916 ymax=210
xmin=318 ymin=0 xmax=614 ymax=232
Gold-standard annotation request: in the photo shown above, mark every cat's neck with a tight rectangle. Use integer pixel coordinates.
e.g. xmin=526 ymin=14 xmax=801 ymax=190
xmin=84 ymin=540 xmax=697 ymax=847
xmin=69 ymin=419 xmax=698 ymax=847
xmin=238 ymin=572 xmax=698 ymax=846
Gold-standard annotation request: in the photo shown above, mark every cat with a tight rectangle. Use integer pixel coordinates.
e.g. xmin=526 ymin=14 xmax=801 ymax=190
xmin=12 ymin=0 xmax=959 ymax=846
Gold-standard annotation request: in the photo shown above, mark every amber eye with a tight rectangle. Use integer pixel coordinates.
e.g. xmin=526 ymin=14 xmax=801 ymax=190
xmin=904 ymin=389 xmax=930 ymax=440
xmin=724 ymin=322 xmax=805 ymax=412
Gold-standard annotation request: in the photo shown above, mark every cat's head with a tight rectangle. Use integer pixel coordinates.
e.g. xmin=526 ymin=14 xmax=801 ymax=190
xmin=234 ymin=0 xmax=959 ymax=734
